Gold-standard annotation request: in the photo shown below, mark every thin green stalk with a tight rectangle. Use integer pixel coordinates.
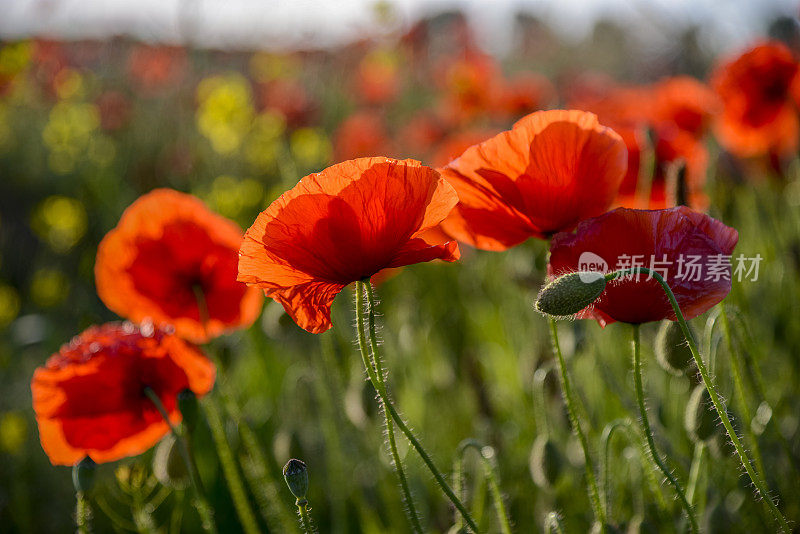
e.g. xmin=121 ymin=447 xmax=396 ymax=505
xmin=630 ymin=325 xmax=698 ymax=533
xmin=457 ymin=440 xmax=513 ymax=534
xmin=609 ymin=267 xmax=791 ymax=533
xmin=362 ymin=283 xmax=423 ymax=534
xmin=685 ymin=443 xmax=704 ymax=506
xmin=544 ymin=511 xmax=565 ymax=534
xmin=355 ymin=281 xmax=480 ymax=533
xmin=548 ymin=319 xmax=606 ymax=526
xmin=143 ymin=388 xmax=217 ymax=534
xmin=296 ymin=499 xmax=313 ymax=533
xmin=76 ymin=492 xmax=91 ymax=534
xmin=720 ymin=308 xmax=767 ymax=479
xmin=203 ymin=397 xmax=261 ymax=534
xmin=533 ymin=366 xmax=552 ymax=437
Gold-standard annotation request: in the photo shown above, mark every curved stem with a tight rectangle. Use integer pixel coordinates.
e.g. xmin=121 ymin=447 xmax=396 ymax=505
xmin=685 ymin=443 xmax=705 ymax=507
xmin=457 ymin=439 xmax=513 ymax=534
xmin=630 ymin=325 xmax=698 ymax=533
xmin=143 ymin=388 xmax=217 ymax=534
xmin=548 ymin=319 xmax=606 ymax=526
xmin=608 ymin=267 xmax=791 ymax=533
xmin=362 ymin=283 xmax=423 ymax=534
xmin=533 ymin=365 xmax=553 ymax=437
xmin=76 ymin=491 xmax=92 ymax=534
xmin=296 ymin=499 xmax=314 ymax=534
xmin=354 ymin=281 xmax=479 ymax=533
xmin=203 ymin=397 xmax=261 ymax=534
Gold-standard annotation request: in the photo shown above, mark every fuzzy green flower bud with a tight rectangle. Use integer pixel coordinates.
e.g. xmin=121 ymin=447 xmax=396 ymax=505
xmin=655 ymin=321 xmax=695 ymax=376
xmin=153 ymin=434 xmax=190 ymax=490
xmin=685 ymin=385 xmax=717 ymax=443
xmin=72 ymin=456 xmax=97 ymax=494
xmin=283 ymin=458 xmax=308 ymax=501
xmin=177 ymin=389 xmax=199 ymax=435
xmin=535 ymin=272 xmax=607 ymax=318
xmin=529 ymin=435 xmax=563 ymax=489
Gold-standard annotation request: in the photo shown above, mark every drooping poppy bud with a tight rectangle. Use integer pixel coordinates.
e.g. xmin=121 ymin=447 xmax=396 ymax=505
xmin=72 ymin=457 xmax=97 ymax=494
xmin=529 ymin=435 xmax=563 ymax=489
xmin=153 ymin=434 xmax=190 ymax=490
xmin=535 ymin=272 xmax=607 ymax=318
xmin=655 ymin=321 xmax=695 ymax=376
xmin=283 ymin=458 xmax=309 ymax=501
xmin=685 ymin=385 xmax=717 ymax=443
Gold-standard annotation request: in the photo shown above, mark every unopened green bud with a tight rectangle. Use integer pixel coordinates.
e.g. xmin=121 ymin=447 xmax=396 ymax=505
xmin=535 ymin=272 xmax=607 ymax=318
xmin=685 ymin=385 xmax=717 ymax=443
xmin=177 ymin=389 xmax=199 ymax=434
xmin=73 ymin=456 xmax=97 ymax=494
xmin=153 ymin=434 xmax=190 ymax=490
xmin=655 ymin=321 xmax=695 ymax=376
xmin=529 ymin=435 xmax=563 ymax=489
xmin=283 ymin=458 xmax=308 ymax=501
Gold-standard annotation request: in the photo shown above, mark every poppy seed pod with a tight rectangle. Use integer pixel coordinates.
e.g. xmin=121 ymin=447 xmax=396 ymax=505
xmin=535 ymin=272 xmax=606 ymax=318
xmin=655 ymin=321 xmax=695 ymax=376
xmin=685 ymin=385 xmax=717 ymax=442
xmin=283 ymin=458 xmax=309 ymax=501
xmin=153 ymin=434 xmax=190 ymax=490
xmin=72 ymin=457 xmax=97 ymax=494
xmin=529 ymin=435 xmax=563 ymax=489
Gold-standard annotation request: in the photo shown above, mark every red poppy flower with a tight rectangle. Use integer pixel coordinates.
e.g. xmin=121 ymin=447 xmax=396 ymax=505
xmin=333 ymin=111 xmax=392 ymax=162
xmin=548 ymin=207 xmax=738 ymax=326
xmin=436 ymin=51 xmax=502 ymax=125
xmin=31 ymin=322 xmax=215 ymax=466
xmin=438 ymin=109 xmax=628 ymax=251
xmin=491 ymin=72 xmax=555 ymax=120
xmin=96 ymin=189 xmax=264 ymax=344
xmin=711 ymin=41 xmax=800 ymax=158
xmin=650 ymin=76 xmax=718 ymax=138
xmin=355 ymin=50 xmax=401 ymax=105
xmin=238 ymin=157 xmax=460 ymax=333
xmin=127 ymin=45 xmax=186 ymax=94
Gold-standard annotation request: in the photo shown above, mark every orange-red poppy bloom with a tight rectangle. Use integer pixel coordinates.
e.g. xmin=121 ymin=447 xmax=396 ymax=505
xmin=650 ymin=76 xmax=718 ymax=139
xmin=333 ymin=111 xmax=392 ymax=162
xmin=711 ymin=41 xmax=800 ymax=158
xmin=96 ymin=189 xmax=263 ymax=344
xmin=238 ymin=157 xmax=460 ymax=333
xmin=548 ymin=207 xmax=738 ymax=326
xmin=32 ymin=322 xmax=215 ymax=466
xmin=127 ymin=45 xmax=187 ymax=94
xmin=439 ymin=109 xmax=627 ymax=251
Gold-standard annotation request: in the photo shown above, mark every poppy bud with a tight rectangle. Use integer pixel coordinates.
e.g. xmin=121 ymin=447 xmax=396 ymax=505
xmin=177 ymin=388 xmax=199 ymax=435
xmin=535 ymin=272 xmax=607 ymax=318
xmin=685 ymin=385 xmax=717 ymax=443
xmin=153 ymin=434 xmax=190 ymax=490
xmin=283 ymin=458 xmax=308 ymax=501
xmin=72 ymin=457 xmax=97 ymax=494
xmin=529 ymin=435 xmax=563 ymax=489
xmin=655 ymin=321 xmax=695 ymax=376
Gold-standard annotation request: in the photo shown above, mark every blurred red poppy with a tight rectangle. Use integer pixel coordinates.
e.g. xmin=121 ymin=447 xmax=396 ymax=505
xmin=439 ymin=109 xmax=627 ymax=251
xmin=238 ymin=157 xmax=460 ymax=333
xmin=355 ymin=50 xmax=401 ymax=105
xmin=96 ymin=189 xmax=264 ymax=344
xmin=491 ymin=72 xmax=555 ymax=120
xmin=436 ymin=51 xmax=502 ymax=125
xmin=548 ymin=207 xmax=738 ymax=326
xmin=257 ymin=78 xmax=315 ymax=127
xmin=32 ymin=322 xmax=215 ymax=466
xmin=333 ymin=111 xmax=392 ymax=162
xmin=127 ymin=45 xmax=186 ymax=94
xmin=430 ymin=127 xmax=502 ymax=168
xmin=711 ymin=41 xmax=800 ymax=158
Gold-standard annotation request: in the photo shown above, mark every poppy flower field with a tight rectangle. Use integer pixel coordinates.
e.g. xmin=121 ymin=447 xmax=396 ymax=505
xmin=3 ymin=8 xmax=800 ymax=534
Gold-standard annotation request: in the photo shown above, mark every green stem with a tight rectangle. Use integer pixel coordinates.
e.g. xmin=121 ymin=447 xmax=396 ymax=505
xmin=544 ymin=511 xmax=565 ymax=534
xmin=76 ymin=491 xmax=91 ymax=534
xmin=457 ymin=440 xmax=513 ymax=534
xmin=608 ymin=267 xmax=791 ymax=533
xmin=685 ymin=443 xmax=704 ymax=507
xmin=362 ymin=282 xmax=423 ymax=534
xmin=630 ymin=325 xmax=698 ymax=533
xmin=720 ymin=307 xmax=768 ymax=479
xmin=203 ymin=396 xmax=262 ymax=534
xmin=533 ymin=366 xmax=552 ymax=437
xmin=296 ymin=499 xmax=313 ymax=534
xmin=355 ymin=281 xmax=480 ymax=533
xmin=143 ymin=388 xmax=217 ymax=534
xmin=548 ymin=319 xmax=606 ymax=526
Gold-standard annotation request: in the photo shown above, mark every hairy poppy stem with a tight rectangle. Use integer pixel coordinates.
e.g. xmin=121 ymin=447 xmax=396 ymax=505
xmin=143 ymin=387 xmax=218 ymax=534
xmin=355 ymin=281 xmax=480 ymax=533
xmin=608 ymin=267 xmax=791 ymax=533
xmin=548 ymin=319 xmax=606 ymax=527
xmin=296 ymin=499 xmax=313 ymax=533
xmin=75 ymin=492 xmax=91 ymax=534
xmin=544 ymin=511 xmax=565 ymax=534
xmin=630 ymin=324 xmax=698 ymax=533
xmin=456 ymin=439 xmax=512 ymax=534
xmin=203 ymin=397 xmax=262 ymax=534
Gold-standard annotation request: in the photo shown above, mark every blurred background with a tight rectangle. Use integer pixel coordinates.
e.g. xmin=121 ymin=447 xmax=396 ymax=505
xmin=2 ymin=0 xmax=800 ymax=532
